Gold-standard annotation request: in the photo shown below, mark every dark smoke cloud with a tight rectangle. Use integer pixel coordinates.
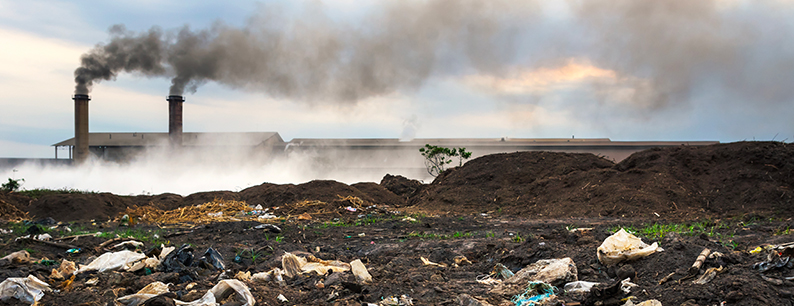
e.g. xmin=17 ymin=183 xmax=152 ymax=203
xmin=570 ymin=0 xmax=794 ymax=108
xmin=74 ymin=1 xmax=539 ymax=98
xmin=73 ymin=0 xmax=794 ymax=110
xmin=74 ymin=25 xmax=166 ymax=95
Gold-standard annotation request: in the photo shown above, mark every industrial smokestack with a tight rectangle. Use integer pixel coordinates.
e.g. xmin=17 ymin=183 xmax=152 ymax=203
xmin=167 ymin=95 xmax=184 ymax=146
xmin=73 ymin=94 xmax=90 ymax=163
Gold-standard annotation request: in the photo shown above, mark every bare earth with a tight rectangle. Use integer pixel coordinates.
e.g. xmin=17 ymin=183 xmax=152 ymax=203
xmin=0 ymin=141 xmax=793 ymax=305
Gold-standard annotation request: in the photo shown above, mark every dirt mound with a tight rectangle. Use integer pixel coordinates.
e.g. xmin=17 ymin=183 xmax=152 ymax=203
xmin=25 ymin=193 xmax=134 ymax=222
xmin=350 ymin=182 xmax=406 ymax=207
xmin=380 ymin=174 xmax=424 ymax=200
xmin=411 ymin=142 xmax=794 ymax=219
xmin=240 ymin=180 xmax=379 ymax=207
xmin=411 ymin=150 xmax=615 ymax=213
xmin=0 ymin=192 xmax=27 ymax=220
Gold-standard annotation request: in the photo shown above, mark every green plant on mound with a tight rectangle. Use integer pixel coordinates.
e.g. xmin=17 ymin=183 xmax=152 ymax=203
xmin=2 ymin=178 xmax=24 ymax=192
xmin=419 ymin=144 xmax=472 ymax=177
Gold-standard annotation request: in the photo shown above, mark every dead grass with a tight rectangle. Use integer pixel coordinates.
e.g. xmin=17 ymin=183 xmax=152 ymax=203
xmin=123 ymin=198 xmax=252 ymax=225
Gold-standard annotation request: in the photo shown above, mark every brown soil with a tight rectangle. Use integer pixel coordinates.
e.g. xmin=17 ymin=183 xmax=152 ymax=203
xmin=0 ymin=141 xmax=792 ymax=305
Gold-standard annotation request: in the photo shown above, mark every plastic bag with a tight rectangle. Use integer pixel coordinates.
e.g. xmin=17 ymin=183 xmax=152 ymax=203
xmin=623 ymin=299 xmax=662 ymax=306
xmin=119 ymin=280 xmax=254 ymax=306
xmin=0 ymin=275 xmax=51 ymax=305
xmin=351 ymin=259 xmax=373 ymax=284
xmin=597 ymin=229 xmax=663 ymax=266
xmin=564 ymin=281 xmax=600 ymax=293
xmin=78 ymin=250 xmax=147 ymax=273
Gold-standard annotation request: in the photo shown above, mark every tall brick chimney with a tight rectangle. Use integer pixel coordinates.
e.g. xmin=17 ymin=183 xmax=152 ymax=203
xmin=73 ymin=94 xmax=90 ymax=162
xmin=167 ymin=95 xmax=184 ymax=146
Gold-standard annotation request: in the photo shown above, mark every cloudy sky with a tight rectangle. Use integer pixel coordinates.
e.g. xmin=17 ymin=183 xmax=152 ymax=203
xmin=2 ymin=0 xmax=793 ymax=158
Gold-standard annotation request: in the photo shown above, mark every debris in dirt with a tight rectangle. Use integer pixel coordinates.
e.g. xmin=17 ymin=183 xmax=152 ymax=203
xmin=161 ymin=244 xmax=194 ymax=273
xmin=597 ymin=229 xmax=663 ymax=266
xmin=277 ymin=293 xmax=288 ymax=303
xmin=454 ymin=255 xmax=473 ymax=266
xmin=78 ymin=250 xmax=147 ymax=273
xmin=113 ymin=240 xmax=145 ymax=250
xmin=511 ymin=281 xmax=557 ymax=306
xmin=235 ymin=271 xmax=251 ymax=282
xmin=753 ymin=243 xmax=793 ymax=272
xmin=198 ymin=247 xmax=224 ymax=270
xmin=688 ymin=248 xmax=711 ymax=276
xmin=693 ymin=266 xmax=724 ymax=284
xmin=254 ymin=223 xmax=282 ymax=233
xmin=380 ymin=294 xmax=414 ymax=305
xmin=623 ymin=299 xmax=662 ymax=306
xmin=49 ymin=259 xmax=77 ymax=280
xmin=118 ymin=279 xmax=254 ymax=306
xmin=584 ymin=279 xmax=627 ymax=305
xmin=351 ymin=259 xmax=373 ymax=284
xmin=0 ymin=275 xmax=51 ymax=305
xmin=563 ymin=281 xmax=600 ymax=297
xmin=66 ymin=248 xmax=81 ymax=254
xmin=0 ymin=250 xmax=30 ymax=266
xmin=492 ymin=263 xmax=514 ymax=279
xmin=492 ymin=258 xmax=577 ymax=296
xmin=568 ymin=227 xmax=594 ymax=233
xmin=421 ymin=256 xmax=448 ymax=268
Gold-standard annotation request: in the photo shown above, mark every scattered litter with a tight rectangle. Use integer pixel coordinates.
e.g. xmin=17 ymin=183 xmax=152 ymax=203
xmin=402 ymin=217 xmax=417 ymax=222
xmin=254 ymin=204 xmax=263 ymax=210
xmin=117 ymin=279 xmax=254 ymax=306
xmin=85 ymin=278 xmax=99 ymax=286
xmin=235 ymin=271 xmax=251 ymax=282
xmin=345 ymin=206 xmax=357 ymax=212
xmin=623 ymin=299 xmax=662 ymax=306
xmin=277 ymin=293 xmax=289 ymax=303
xmin=66 ymin=248 xmax=81 ymax=254
xmin=598 ymin=229 xmax=664 ymax=265
xmin=0 ymin=275 xmax=51 ymax=305
xmin=493 ymin=263 xmax=514 ymax=279
xmin=564 ymin=281 xmax=600 ymax=294
xmin=0 ymin=229 xmax=11 ymax=234
xmin=693 ymin=266 xmax=724 ymax=284
xmin=0 ymin=250 xmax=30 ymax=265
xmin=511 ymin=281 xmax=556 ymax=306
xmin=492 ymin=258 xmax=577 ymax=296
xmin=258 ymin=213 xmax=278 ymax=219
xmin=50 ymin=259 xmax=76 ymax=280
xmin=351 ymin=259 xmax=373 ymax=284
xmin=421 ymin=257 xmax=447 ymax=268
xmin=753 ymin=243 xmax=793 ymax=272
xmin=112 ymin=241 xmax=144 ymax=250
xmin=358 ymin=233 xmax=366 ymax=237
xmin=380 ymin=294 xmax=413 ymax=305
xmin=568 ymin=227 xmax=594 ymax=233
xmin=161 ymin=244 xmax=194 ymax=273
xmin=454 ymin=256 xmax=472 ymax=266
xmin=77 ymin=250 xmax=147 ymax=273
xmin=198 ymin=247 xmax=225 ymax=270
xmin=207 ymin=212 xmax=223 ymax=218
xmin=476 ymin=274 xmax=501 ymax=285
xmin=254 ymin=223 xmax=282 ymax=233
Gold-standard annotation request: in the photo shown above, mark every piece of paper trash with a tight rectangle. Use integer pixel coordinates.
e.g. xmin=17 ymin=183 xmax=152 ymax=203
xmin=597 ymin=229 xmax=664 ymax=265
xmin=0 ymin=275 xmax=51 ymax=305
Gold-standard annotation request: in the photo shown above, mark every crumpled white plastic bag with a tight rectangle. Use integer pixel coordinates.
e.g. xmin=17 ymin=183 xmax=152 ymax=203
xmin=0 ymin=275 xmax=52 ymax=305
xmin=597 ymin=229 xmax=663 ymax=265
xmin=78 ymin=250 xmax=147 ymax=273
xmin=117 ymin=279 xmax=255 ymax=306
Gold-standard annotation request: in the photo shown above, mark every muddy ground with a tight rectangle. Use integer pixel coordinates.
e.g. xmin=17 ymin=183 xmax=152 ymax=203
xmin=0 ymin=141 xmax=793 ymax=305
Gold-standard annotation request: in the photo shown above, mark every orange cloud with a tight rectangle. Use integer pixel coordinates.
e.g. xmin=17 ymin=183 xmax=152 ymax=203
xmin=464 ymin=59 xmax=617 ymax=94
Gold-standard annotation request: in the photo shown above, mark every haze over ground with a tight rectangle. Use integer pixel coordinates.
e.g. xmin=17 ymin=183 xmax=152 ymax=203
xmin=1 ymin=0 xmax=793 ymax=194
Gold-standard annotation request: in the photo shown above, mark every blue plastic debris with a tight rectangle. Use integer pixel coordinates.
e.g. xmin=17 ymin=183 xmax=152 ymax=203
xmin=511 ymin=281 xmax=556 ymax=306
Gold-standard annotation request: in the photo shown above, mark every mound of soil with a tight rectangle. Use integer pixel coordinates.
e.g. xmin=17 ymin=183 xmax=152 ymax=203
xmin=0 ymin=192 xmax=27 ymax=220
xmin=25 ymin=193 xmax=134 ymax=222
xmin=412 ymin=142 xmax=794 ymax=220
xmin=380 ymin=174 xmax=424 ymax=200
xmin=238 ymin=180 xmax=404 ymax=208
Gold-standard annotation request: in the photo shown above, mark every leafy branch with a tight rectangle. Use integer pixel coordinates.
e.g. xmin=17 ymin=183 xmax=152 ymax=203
xmin=419 ymin=144 xmax=472 ymax=177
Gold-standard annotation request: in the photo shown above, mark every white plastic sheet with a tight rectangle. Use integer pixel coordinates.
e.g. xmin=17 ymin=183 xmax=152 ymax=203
xmin=351 ymin=259 xmax=373 ymax=284
xmin=78 ymin=250 xmax=147 ymax=273
xmin=597 ymin=229 xmax=664 ymax=265
xmin=0 ymin=275 xmax=51 ymax=305
xmin=118 ymin=280 xmax=255 ymax=306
